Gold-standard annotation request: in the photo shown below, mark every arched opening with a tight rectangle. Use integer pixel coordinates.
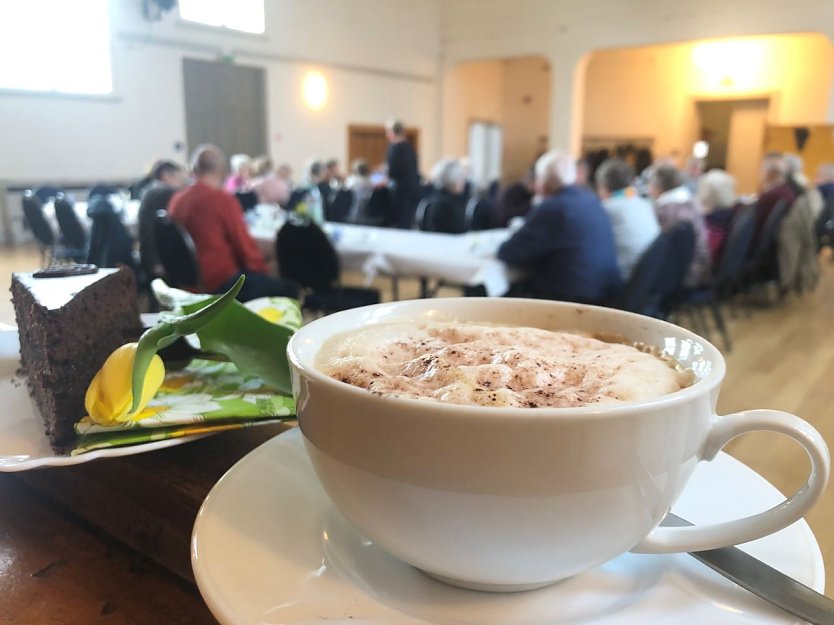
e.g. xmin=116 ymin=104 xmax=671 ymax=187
xmin=581 ymin=32 xmax=834 ymax=192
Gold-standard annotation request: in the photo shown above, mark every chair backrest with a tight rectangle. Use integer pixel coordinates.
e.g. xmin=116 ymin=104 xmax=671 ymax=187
xmin=748 ymin=198 xmax=789 ymax=274
xmin=54 ymin=194 xmax=88 ymax=250
xmin=714 ymin=205 xmax=755 ymax=289
xmin=414 ymin=198 xmax=435 ymax=231
xmin=464 ymin=197 xmax=494 ymax=231
xmin=327 ymin=189 xmax=353 ymax=223
xmin=154 ymin=211 xmax=201 ymax=289
xmin=815 ymin=194 xmax=834 ymax=243
xmin=275 ymin=216 xmax=339 ymax=290
xmin=88 ymin=184 xmax=121 ymax=200
xmin=353 ymin=187 xmax=391 ymax=227
xmin=87 ymin=197 xmax=135 ymax=269
xmin=21 ymin=192 xmax=55 ymax=247
xmin=624 ymin=222 xmax=695 ymax=317
xmin=32 ymin=185 xmax=64 ymax=204
xmin=235 ymin=190 xmax=259 ymax=212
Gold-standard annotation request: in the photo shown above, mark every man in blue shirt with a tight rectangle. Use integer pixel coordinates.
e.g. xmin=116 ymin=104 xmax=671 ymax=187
xmin=497 ymin=151 xmax=622 ymax=304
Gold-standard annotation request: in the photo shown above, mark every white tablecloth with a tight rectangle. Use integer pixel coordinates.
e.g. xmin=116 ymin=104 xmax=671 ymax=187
xmin=250 ymin=216 xmax=515 ymax=297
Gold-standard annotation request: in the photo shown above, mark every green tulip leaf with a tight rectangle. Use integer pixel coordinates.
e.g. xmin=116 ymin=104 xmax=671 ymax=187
xmin=130 ymin=276 xmax=244 ymax=412
xmin=180 ymin=297 xmax=295 ymax=395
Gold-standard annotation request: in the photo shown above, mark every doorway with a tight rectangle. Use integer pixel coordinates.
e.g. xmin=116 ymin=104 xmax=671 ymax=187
xmin=467 ymin=121 xmax=503 ymax=188
xmin=347 ymin=124 xmax=420 ymax=172
xmin=696 ymin=98 xmax=769 ymax=194
xmin=182 ymin=58 xmax=268 ymax=159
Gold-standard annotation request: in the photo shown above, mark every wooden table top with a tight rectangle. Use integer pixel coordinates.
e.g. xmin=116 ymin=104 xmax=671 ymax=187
xmin=1 ymin=423 xmax=292 ymax=625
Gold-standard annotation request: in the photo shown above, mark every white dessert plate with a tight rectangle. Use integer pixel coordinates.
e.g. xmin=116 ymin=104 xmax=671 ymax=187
xmin=0 ymin=329 xmax=208 ymax=472
xmin=192 ymin=428 xmax=824 ymax=625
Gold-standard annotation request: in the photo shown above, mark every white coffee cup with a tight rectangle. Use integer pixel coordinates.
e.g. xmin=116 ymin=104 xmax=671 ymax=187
xmin=287 ymin=298 xmax=830 ymax=592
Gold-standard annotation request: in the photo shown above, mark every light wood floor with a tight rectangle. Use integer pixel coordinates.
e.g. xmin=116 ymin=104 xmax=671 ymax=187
xmin=3 ymin=245 xmax=834 ymax=592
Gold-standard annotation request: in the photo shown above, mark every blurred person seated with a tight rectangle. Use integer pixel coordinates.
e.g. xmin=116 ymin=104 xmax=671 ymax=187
xmin=497 ymin=151 xmax=621 ymax=304
xmin=816 ymin=162 xmax=834 ymax=204
xmin=595 ymin=158 xmax=660 ymax=281
xmin=276 ymin=163 xmax=294 ymax=190
xmin=697 ymin=169 xmax=738 ymax=263
xmin=754 ymin=152 xmax=797 ymax=243
xmin=684 ymin=156 xmax=706 ymax=195
xmin=345 ymin=159 xmax=374 ymax=221
xmin=425 ymin=158 xmax=467 ymax=234
xmin=649 ymin=165 xmax=711 ymax=288
xmin=224 ymin=153 xmax=253 ymax=193
xmin=138 ymin=159 xmax=187 ymax=278
xmin=250 ymin=174 xmax=290 ymax=207
xmin=169 ymin=144 xmax=299 ymax=302
xmin=325 ymin=158 xmax=344 ymax=185
xmin=778 ymin=154 xmax=820 ymax=295
xmin=493 ymin=168 xmax=534 ymax=228
xmin=252 ymin=155 xmax=274 ymax=178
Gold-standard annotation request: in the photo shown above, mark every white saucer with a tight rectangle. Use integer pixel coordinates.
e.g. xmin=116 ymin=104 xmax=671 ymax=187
xmin=0 ymin=329 xmax=207 ymax=471
xmin=192 ymin=427 xmax=824 ymax=625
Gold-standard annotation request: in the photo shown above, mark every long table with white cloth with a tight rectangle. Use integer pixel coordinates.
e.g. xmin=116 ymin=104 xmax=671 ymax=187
xmin=250 ymin=218 xmax=516 ymax=297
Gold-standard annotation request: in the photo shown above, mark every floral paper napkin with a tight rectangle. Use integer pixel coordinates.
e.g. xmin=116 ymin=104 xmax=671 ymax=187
xmin=70 ymin=294 xmax=301 ymax=455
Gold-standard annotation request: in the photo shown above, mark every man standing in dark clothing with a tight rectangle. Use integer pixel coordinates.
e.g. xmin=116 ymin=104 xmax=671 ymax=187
xmin=498 ymin=151 xmax=622 ymax=304
xmin=138 ymin=159 xmax=186 ymax=279
xmin=385 ymin=119 xmax=420 ymax=229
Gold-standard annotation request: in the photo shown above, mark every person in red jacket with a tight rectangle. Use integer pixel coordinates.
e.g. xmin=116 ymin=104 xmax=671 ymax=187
xmin=168 ymin=144 xmax=299 ymax=302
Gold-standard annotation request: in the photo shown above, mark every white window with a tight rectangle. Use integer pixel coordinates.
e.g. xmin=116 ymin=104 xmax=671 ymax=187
xmin=179 ymin=0 xmax=265 ymax=34
xmin=0 ymin=0 xmax=112 ymax=95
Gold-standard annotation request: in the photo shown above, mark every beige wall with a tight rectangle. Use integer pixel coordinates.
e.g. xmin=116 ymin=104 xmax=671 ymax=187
xmin=501 ymin=57 xmax=551 ymax=182
xmin=441 ymin=56 xmax=550 ymax=183
xmin=0 ymin=0 xmax=441 ymax=183
xmin=441 ymin=61 xmax=504 ymax=158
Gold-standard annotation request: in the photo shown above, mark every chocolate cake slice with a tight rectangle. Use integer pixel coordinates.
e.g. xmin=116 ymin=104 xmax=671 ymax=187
xmin=11 ymin=265 xmax=140 ymax=452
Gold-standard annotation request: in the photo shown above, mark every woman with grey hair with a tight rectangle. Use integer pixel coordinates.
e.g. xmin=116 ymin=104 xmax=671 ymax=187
xmin=779 ymin=154 xmax=820 ymax=294
xmin=422 ymin=157 xmax=467 ymax=233
xmin=697 ymin=169 xmax=737 ymax=262
xmin=649 ymin=165 xmax=711 ymax=287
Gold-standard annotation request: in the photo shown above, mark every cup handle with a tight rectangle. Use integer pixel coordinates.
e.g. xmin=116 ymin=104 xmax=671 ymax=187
xmin=632 ymin=409 xmax=830 ymax=554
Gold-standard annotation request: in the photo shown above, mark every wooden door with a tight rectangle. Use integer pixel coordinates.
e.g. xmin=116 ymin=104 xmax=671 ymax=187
xmin=347 ymin=124 xmax=420 ymax=171
xmin=726 ymin=100 xmax=769 ymax=195
xmin=183 ymin=58 xmax=268 ymax=159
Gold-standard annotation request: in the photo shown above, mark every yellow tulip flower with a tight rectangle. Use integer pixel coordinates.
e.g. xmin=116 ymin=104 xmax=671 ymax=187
xmin=85 ymin=342 xmax=165 ymax=426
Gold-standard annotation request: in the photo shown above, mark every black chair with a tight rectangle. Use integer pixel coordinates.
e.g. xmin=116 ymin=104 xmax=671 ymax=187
xmin=743 ymin=199 xmax=790 ymax=295
xmin=815 ymin=195 xmax=834 ymax=251
xmin=676 ymin=207 xmax=756 ymax=351
xmin=88 ymin=184 xmax=121 ymax=199
xmin=154 ymin=211 xmax=202 ymax=291
xmin=327 ymin=189 xmax=353 ymax=223
xmin=87 ymin=197 xmax=137 ymax=270
xmin=235 ymin=190 xmax=259 ymax=212
xmin=621 ymin=221 xmax=695 ymax=319
xmin=32 ymin=185 xmax=64 ymax=204
xmin=464 ymin=197 xmax=494 ymax=231
xmin=414 ymin=198 xmax=436 ymax=231
xmin=352 ymin=187 xmax=391 ymax=227
xmin=276 ymin=215 xmax=379 ymax=314
xmin=21 ymin=192 xmax=56 ymax=265
xmin=53 ymin=194 xmax=88 ymax=261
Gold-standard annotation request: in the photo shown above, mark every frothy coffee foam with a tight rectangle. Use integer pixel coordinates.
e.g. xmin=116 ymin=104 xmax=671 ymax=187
xmin=318 ymin=322 xmax=694 ymax=408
